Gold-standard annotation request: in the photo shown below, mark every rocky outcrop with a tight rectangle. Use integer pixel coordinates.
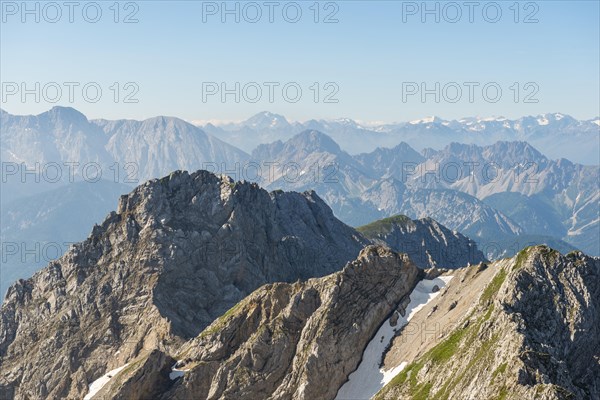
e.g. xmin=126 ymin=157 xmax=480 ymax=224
xmin=161 ymin=245 xmax=420 ymax=400
xmin=0 ymin=170 xmax=367 ymax=399
xmin=357 ymin=214 xmax=486 ymax=269
xmin=376 ymin=246 xmax=600 ymax=400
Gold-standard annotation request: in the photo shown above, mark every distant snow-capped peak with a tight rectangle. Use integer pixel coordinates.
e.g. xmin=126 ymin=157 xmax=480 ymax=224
xmin=333 ymin=117 xmax=360 ymax=128
xmin=537 ymin=116 xmax=550 ymax=126
xmin=243 ymin=111 xmax=290 ymax=129
xmin=478 ymin=116 xmax=507 ymax=122
xmin=409 ymin=116 xmax=443 ymax=125
xmin=532 ymin=113 xmax=574 ymax=126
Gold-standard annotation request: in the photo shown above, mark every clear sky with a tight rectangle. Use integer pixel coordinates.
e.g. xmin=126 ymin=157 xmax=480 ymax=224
xmin=1 ymin=0 xmax=599 ymax=123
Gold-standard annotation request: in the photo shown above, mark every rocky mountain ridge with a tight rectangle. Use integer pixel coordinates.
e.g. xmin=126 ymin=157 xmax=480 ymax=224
xmin=3 ymin=109 xmax=595 ymax=258
xmin=1 ymin=108 xmax=596 ymax=309
xmin=160 ymin=246 xmax=420 ymax=400
xmin=0 ymin=167 xmax=597 ymax=399
xmin=0 ymin=170 xmax=368 ymax=398
xmin=0 ymin=107 xmax=249 ymax=197
xmin=357 ymin=215 xmax=486 ymax=269
xmin=376 ymin=246 xmax=600 ymax=400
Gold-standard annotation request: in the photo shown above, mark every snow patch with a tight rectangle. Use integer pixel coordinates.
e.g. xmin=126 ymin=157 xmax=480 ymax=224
xmin=169 ymin=369 xmax=186 ymax=380
xmin=84 ymin=363 xmax=129 ymax=400
xmin=335 ymin=276 xmax=453 ymax=400
xmin=169 ymin=362 xmax=190 ymax=380
xmin=269 ymin=117 xmax=281 ymax=128
xmin=479 ymin=116 xmax=505 ymax=122
xmin=409 ymin=116 xmax=437 ymax=125
xmin=381 ymin=361 xmax=406 ymax=383
xmin=537 ymin=117 xmax=549 ymax=125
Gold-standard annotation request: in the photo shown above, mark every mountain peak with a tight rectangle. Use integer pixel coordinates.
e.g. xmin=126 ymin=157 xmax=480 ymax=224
xmin=333 ymin=117 xmax=360 ymax=128
xmin=243 ymin=111 xmax=289 ymax=129
xmin=409 ymin=116 xmax=444 ymax=125
xmin=357 ymin=214 xmax=486 ymax=269
xmin=488 ymin=140 xmax=544 ymax=157
xmin=287 ymin=129 xmax=341 ymax=154
xmin=42 ymin=106 xmax=89 ymax=123
xmin=140 ymin=115 xmax=192 ymax=129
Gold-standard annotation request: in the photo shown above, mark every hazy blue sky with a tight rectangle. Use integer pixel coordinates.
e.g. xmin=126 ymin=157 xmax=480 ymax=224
xmin=1 ymin=1 xmax=599 ymax=122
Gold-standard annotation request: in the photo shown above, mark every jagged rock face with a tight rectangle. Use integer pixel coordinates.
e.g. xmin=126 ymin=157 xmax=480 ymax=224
xmin=354 ymin=142 xmax=425 ymax=178
xmin=404 ymin=141 xmax=600 ymax=256
xmin=506 ymin=249 xmax=600 ymax=399
xmin=376 ymin=246 xmax=600 ymax=400
xmin=1 ymin=166 xmax=596 ymax=400
xmin=357 ymin=215 xmax=486 ymax=269
xmin=0 ymin=170 xmax=367 ymax=399
xmin=161 ymin=246 xmax=420 ymax=400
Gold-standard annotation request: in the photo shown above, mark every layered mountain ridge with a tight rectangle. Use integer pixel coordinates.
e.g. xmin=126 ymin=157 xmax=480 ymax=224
xmin=252 ymin=130 xmax=596 ymax=256
xmin=1 ymin=108 xmax=597 ymax=307
xmin=202 ymin=111 xmax=600 ymax=165
xmin=0 ymin=166 xmax=597 ymax=400
xmin=0 ymin=107 xmax=250 ymax=195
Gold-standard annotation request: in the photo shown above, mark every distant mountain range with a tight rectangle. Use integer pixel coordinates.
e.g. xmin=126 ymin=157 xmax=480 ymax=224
xmin=252 ymin=130 xmax=596 ymax=257
xmin=201 ymin=110 xmax=600 ymax=165
xmin=1 ymin=107 xmax=597 ymax=299
xmin=0 ymin=107 xmax=249 ymax=201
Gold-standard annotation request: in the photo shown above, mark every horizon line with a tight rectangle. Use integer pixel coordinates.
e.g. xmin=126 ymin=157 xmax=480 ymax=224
xmin=2 ymin=106 xmax=600 ymax=127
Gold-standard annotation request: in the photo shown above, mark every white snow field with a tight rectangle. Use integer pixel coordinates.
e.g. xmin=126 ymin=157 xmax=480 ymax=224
xmin=83 ymin=363 xmax=130 ymax=400
xmin=335 ymin=276 xmax=453 ymax=400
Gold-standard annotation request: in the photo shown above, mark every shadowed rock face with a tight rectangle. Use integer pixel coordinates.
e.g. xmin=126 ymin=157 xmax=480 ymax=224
xmin=160 ymin=245 xmax=421 ymax=400
xmin=0 ymin=170 xmax=367 ymax=399
xmin=357 ymin=215 xmax=487 ymax=269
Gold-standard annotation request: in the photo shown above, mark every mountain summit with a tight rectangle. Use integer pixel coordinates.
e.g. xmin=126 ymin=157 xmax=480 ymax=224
xmin=0 ymin=170 xmax=367 ymax=398
xmin=242 ymin=111 xmax=290 ymax=130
